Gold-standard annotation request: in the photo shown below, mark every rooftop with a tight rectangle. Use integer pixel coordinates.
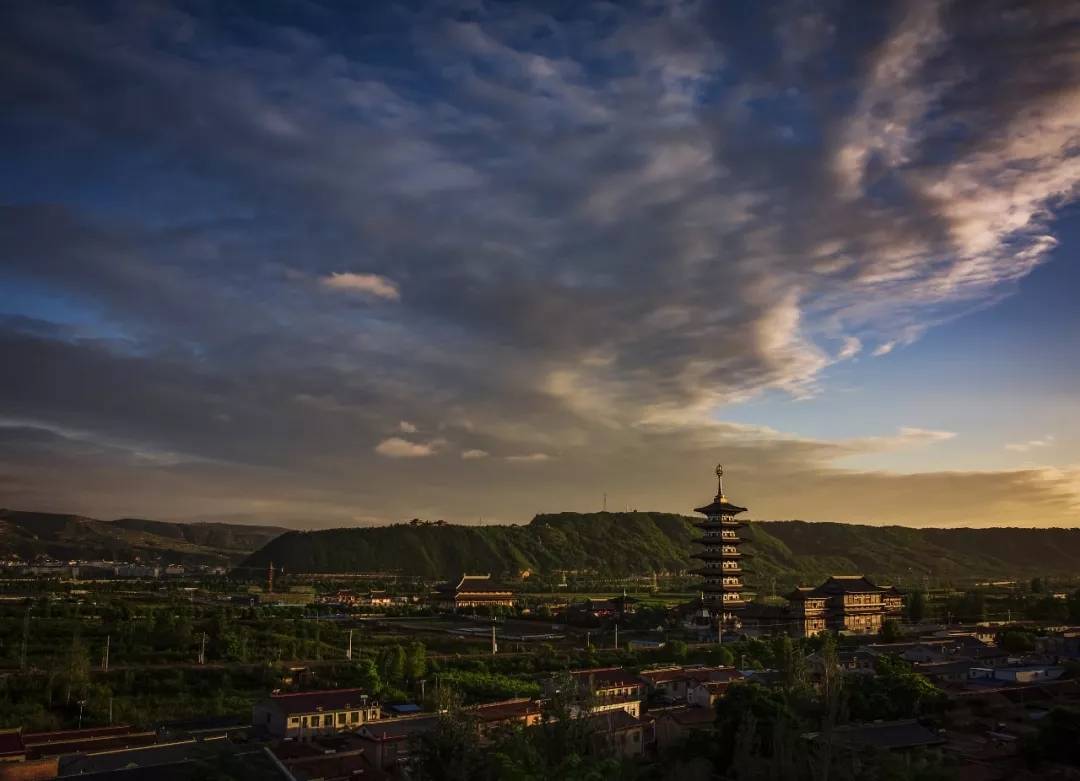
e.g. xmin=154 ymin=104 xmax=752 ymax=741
xmin=265 ymin=688 xmax=376 ymax=716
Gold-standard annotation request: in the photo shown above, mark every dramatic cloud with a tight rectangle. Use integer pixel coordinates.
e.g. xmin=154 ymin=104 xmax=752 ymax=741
xmin=1 ymin=0 xmax=1079 ymax=526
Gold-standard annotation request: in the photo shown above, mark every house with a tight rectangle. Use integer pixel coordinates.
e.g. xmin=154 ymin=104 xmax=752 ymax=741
xmin=550 ymin=667 xmax=644 ymax=717
xmin=688 ymin=679 xmax=739 ymax=709
xmin=356 ymin=715 xmax=437 ymax=774
xmin=470 ymin=698 xmax=542 ymax=740
xmin=651 ymin=706 xmax=717 ymax=751
xmin=969 ymin=665 xmax=1065 ymax=685
xmin=586 ymin=710 xmax=650 ymax=759
xmin=434 ymin=574 xmax=515 ymax=611
xmin=252 ymin=689 xmax=380 ymax=739
xmin=638 ymin=667 xmax=696 ymax=702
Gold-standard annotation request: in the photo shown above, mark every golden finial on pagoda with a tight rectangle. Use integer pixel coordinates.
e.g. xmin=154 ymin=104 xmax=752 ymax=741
xmin=715 ymin=463 xmax=726 ymax=502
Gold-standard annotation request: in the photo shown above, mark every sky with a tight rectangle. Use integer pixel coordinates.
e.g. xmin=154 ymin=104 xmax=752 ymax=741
xmin=1 ymin=0 xmax=1079 ymax=528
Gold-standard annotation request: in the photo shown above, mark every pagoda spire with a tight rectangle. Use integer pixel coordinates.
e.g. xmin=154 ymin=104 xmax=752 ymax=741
xmin=715 ymin=463 xmax=725 ymax=502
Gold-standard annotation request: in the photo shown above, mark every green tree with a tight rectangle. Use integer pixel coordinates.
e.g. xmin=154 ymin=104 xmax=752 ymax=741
xmin=880 ymin=618 xmax=902 ymax=643
xmin=999 ymin=630 xmax=1035 ymax=654
xmin=906 ymin=589 xmax=926 ymax=623
xmin=356 ymin=657 xmax=382 ymax=694
xmin=381 ymin=644 xmax=406 ymax=686
xmin=406 ymin=642 xmax=427 ymax=683
xmin=63 ymin=632 xmax=91 ymax=705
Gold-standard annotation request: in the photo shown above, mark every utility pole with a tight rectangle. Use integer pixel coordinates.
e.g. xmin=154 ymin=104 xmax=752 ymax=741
xmin=102 ymin=635 xmax=110 ymax=673
xmin=614 ymin=623 xmax=619 ymax=650
xmin=108 ymin=696 xmax=113 ymax=725
xmin=199 ymin=632 xmax=207 ymax=665
xmin=77 ymin=700 xmax=86 ymax=729
xmin=602 ymin=493 xmax=607 ymax=512
xmin=491 ymin=619 xmax=498 ymax=655
xmin=585 ymin=631 xmax=590 ymax=650
xmin=346 ymin=629 xmax=353 ymax=661
xmin=717 ymin=620 xmax=723 ymax=645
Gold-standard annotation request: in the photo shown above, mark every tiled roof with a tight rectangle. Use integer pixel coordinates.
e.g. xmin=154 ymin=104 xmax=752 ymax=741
xmin=266 ymin=688 xmax=376 ymax=716
xmin=470 ymin=698 xmax=541 ymax=722
xmin=359 ymin=716 xmax=437 ymax=742
xmin=570 ymin=667 xmax=643 ymax=689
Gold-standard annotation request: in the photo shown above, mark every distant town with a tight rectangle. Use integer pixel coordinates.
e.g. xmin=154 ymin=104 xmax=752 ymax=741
xmin=1 ymin=468 xmax=1078 ymax=780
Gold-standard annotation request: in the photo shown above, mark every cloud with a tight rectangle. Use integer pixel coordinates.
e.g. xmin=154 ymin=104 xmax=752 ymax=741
xmin=505 ymin=453 xmax=551 ymax=463
xmin=321 ymin=273 xmax=400 ymax=301
xmin=399 ymin=420 xmax=417 ymax=433
xmin=0 ymin=0 xmax=1078 ymax=526
xmin=461 ymin=449 xmax=489 ymax=459
xmin=374 ymin=438 xmax=437 ymax=458
xmin=1006 ymin=436 xmax=1055 ymax=453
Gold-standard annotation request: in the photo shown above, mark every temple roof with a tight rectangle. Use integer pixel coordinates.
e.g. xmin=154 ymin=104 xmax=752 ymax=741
xmin=693 ymin=499 xmax=748 ymax=516
xmin=785 ymin=575 xmax=887 ymax=600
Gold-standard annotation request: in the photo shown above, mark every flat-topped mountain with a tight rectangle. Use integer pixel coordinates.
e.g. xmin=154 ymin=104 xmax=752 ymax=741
xmin=242 ymin=512 xmax=1080 ymax=584
xmin=0 ymin=509 xmax=287 ymax=565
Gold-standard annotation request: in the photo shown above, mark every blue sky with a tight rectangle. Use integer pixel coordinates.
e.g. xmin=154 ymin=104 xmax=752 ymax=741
xmin=1 ymin=0 xmax=1078 ymax=527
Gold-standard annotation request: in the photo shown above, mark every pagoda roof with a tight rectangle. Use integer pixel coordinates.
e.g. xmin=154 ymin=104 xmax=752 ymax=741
xmin=702 ymin=583 xmax=745 ymax=592
xmin=691 ymin=550 xmax=752 ymax=561
xmin=687 ymin=567 xmax=751 ymax=577
xmin=693 ymin=498 xmax=748 ymax=516
xmin=694 ymin=518 xmax=748 ymax=528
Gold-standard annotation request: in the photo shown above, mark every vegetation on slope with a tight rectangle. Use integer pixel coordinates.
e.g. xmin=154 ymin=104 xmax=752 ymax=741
xmin=0 ymin=510 xmax=287 ymax=565
xmin=243 ymin=512 xmax=1080 ymax=582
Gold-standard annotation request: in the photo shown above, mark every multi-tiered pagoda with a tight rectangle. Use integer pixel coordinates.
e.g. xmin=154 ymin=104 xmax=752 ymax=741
xmin=690 ymin=465 xmax=750 ymax=630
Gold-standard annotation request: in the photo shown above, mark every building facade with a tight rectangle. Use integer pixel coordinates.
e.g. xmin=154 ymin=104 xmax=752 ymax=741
xmin=690 ymin=465 xmax=749 ymax=630
xmin=785 ymin=576 xmax=898 ymax=637
xmin=434 ymin=574 xmax=515 ymax=611
xmin=252 ymin=689 xmax=381 ymax=739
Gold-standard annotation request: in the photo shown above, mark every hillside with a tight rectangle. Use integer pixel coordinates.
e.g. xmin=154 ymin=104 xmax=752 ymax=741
xmin=242 ymin=513 xmax=1080 ymax=584
xmin=0 ymin=509 xmax=287 ymax=565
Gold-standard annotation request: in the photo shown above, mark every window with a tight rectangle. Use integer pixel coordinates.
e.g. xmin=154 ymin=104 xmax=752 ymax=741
xmin=301 ymin=716 xmax=308 ymax=727
xmin=350 ymin=711 xmax=359 ymax=723
xmin=324 ymin=714 xmax=333 ymax=727
xmin=338 ymin=712 xmax=346 ymax=725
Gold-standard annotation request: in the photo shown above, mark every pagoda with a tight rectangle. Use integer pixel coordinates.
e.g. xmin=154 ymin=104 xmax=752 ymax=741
xmin=690 ymin=465 xmax=750 ymax=629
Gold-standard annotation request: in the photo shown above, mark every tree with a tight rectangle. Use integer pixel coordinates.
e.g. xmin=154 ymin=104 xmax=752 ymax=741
xmin=880 ymin=618 xmax=902 ymax=643
xmin=356 ymin=657 xmax=382 ymax=695
xmin=380 ymin=645 xmax=406 ymax=686
xmin=1030 ymin=577 xmax=1045 ymax=594
xmin=907 ymin=590 xmax=926 ymax=624
xmin=999 ymin=630 xmax=1035 ymax=654
xmin=406 ymin=642 xmax=427 ymax=684
xmin=62 ymin=633 xmax=91 ymax=706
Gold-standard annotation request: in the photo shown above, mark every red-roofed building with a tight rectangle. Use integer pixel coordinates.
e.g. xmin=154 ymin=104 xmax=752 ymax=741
xmin=253 ymin=688 xmax=381 ymax=739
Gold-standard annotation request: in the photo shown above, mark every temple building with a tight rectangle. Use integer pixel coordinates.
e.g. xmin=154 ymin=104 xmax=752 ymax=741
xmin=434 ymin=574 xmax=515 ymax=612
xmin=689 ymin=465 xmax=750 ymax=631
xmin=784 ymin=575 xmax=899 ymax=637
